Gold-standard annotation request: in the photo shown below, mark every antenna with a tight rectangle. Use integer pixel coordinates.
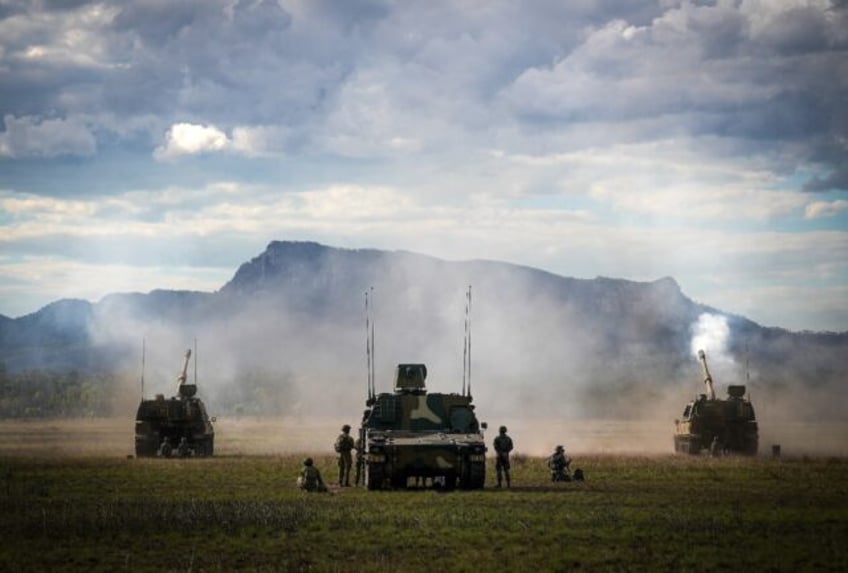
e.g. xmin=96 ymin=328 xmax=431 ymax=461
xmin=463 ymin=285 xmax=472 ymax=398
xmin=140 ymin=338 xmax=146 ymax=399
xmin=468 ymin=285 xmax=471 ymax=398
xmin=462 ymin=295 xmax=468 ymax=396
xmin=365 ymin=290 xmax=371 ymax=401
xmin=370 ymin=286 xmax=375 ymax=400
xmin=365 ymin=287 xmax=376 ymax=401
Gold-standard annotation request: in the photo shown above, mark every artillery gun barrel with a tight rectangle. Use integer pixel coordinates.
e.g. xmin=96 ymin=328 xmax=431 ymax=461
xmin=177 ymin=349 xmax=192 ymax=390
xmin=697 ymin=349 xmax=716 ymax=400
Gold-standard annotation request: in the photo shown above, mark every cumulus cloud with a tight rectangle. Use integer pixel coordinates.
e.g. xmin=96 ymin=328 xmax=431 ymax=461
xmin=0 ymin=0 xmax=847 ymax=331
xmin=153 ymin=123 xmax=229 ymax=160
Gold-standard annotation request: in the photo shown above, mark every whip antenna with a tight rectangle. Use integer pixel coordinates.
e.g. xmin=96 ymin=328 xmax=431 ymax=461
xmin=365 ymin=287 xmax=376 ymax=401
xmin=365 ymin=290 xmax=372 ymax=401
xmin=466 ymin=285 xmax=472 ymax=398
xmin=370 ymin=286 xmax=376 ymax=400
xmin=140 ymin=338 xmax=146 ymax=399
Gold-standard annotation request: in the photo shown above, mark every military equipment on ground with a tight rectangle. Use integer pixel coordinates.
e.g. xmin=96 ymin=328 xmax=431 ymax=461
xmin=360 ymin=363 xmax=488 ymax=490
xmin=358 ymin=287 xmax=487 ymax=490
xmin=673 ymin=349 xmax=758 ymax=455
xmin=134 ymin=348 xmax=215 ymax=457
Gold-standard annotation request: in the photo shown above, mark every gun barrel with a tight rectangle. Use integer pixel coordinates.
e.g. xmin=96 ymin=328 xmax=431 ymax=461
xmin=177 ymin=349 xmax=192 ymax=387
xmin=697 ymin=349 xmax=716 ymax=400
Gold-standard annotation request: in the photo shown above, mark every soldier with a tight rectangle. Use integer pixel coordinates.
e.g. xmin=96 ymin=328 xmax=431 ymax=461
xmin=335 ymin=424 xmax=355 ymax=487
xmin=548 ymin=445 xmax=571 ymax=482
xmin=158 ymin=437 xmax=173 ymax=458
xmin=710 ymin=435 xmax=722 ymax=457
xmin=177 ymin=436 xmax=191 ymax=458
xmin=493 ymin=425 xmax=513 ymax=488
xmin=297 ymin=458 xmax=327 ymax=492
xmin=353 ymin=434 xmax=364 ymax=487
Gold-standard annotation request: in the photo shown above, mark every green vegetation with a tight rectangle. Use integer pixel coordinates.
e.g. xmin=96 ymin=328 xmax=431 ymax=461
xmin=0 ymin=368 xmax=115 ymax=418
xmin=1 ymin=454 xmax=846 ymax=572
xmin=0 ymin=366 xmax=298 ymax=418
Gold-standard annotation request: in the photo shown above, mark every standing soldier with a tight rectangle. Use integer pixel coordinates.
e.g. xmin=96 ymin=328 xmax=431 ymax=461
xmin=177 ymin=436 xmax=191 ymax=458
xmin=353 ymin=433 xmax=364 ymax=487
xmin=335 ymin=424 xmax=355 ymax=487
xmin=493 ymin=425 xmax=513 ymax=488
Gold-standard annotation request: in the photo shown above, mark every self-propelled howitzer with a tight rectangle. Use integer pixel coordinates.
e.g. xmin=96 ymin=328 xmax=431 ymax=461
xmin=673 ymin=349 xmax=758 ymax=455
xmin=134 ymin=349 xmax=215 ymax=457
xmin=359 ymin=363 xmax=487 ymax=490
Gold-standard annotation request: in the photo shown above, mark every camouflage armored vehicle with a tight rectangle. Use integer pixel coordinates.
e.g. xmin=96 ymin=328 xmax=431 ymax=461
xmin=134 ymin=349 xmax=215 ymax=457
xmin=674 ymin=349 xmax=758 ymax=455
xmin=359 ymin=363 xmax=487 ymax=490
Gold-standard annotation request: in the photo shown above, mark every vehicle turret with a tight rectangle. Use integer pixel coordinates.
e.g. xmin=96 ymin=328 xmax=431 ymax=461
xmin=394 ymin=364 xmax=427 ymax=394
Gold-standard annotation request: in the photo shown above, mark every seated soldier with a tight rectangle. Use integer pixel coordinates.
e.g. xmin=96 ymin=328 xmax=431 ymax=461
xmin=547 ymin=445 xmax=571 ymax=482
xmin=297 ymin=458 xmax=327 ymax=492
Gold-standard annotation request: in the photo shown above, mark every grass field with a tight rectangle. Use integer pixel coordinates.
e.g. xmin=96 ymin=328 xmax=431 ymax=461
xmin=1 ymin=450 xmax=847 ymax=572
xmin=1 ymin=418 xmax=846 ymax=571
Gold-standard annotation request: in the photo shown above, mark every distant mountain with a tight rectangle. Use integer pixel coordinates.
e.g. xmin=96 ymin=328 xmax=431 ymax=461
xmin=1 ymin=240 xmax=845 ymax=418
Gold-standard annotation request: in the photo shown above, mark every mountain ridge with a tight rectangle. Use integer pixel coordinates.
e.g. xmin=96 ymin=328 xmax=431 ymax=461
xmin=0 ymin=240 xmax=845 ymax=421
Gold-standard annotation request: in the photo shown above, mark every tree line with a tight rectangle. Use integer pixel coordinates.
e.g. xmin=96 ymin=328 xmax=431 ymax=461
xmin=0 ymin=365 xmax=115 ymax=418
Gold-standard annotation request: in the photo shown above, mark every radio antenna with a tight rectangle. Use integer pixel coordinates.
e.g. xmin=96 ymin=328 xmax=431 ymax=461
xmin=140 ymin=338 xmax=146 ymax=399
xmin=465 ymin=286 xmax=472 ymax=398
xmin=370 ymin=286 xmax=376 ymax=400
xmin=365 ymin=287 xmax=376 ymax=401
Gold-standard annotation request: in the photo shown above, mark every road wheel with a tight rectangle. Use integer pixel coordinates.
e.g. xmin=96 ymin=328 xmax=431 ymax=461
xmin=367 ymin=464 xmax=384 ymax=491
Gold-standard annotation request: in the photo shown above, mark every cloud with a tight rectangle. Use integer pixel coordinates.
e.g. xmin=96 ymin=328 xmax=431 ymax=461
xmin=0 ymin=115 xmax=96 ymax=158
xmin=805 ymin=199 xmax=848 ymax=219
xmin=153 ymin=122 xmax=229 ymax=160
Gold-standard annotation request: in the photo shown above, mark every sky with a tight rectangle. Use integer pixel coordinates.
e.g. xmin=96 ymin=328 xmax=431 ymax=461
xmin=0 ymin=0 xmax=846 ymax=332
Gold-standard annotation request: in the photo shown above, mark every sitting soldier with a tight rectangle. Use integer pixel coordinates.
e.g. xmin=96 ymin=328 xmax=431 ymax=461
xmin=297 ymin=458 xmax=327 ymax=492
xmin=548 ymin=445 xmax=572 ymax=482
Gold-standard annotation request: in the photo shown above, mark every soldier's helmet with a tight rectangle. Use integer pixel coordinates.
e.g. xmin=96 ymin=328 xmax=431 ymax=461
xmin=556 ymin=445 xmax=564 ymax=452
xmin=499 ymin=425 xmax=507 ymax=434
xmin=304 ymin=457 xmax=314 ymax=466
xmin=342 ymin=424 xmax=351 ymax=432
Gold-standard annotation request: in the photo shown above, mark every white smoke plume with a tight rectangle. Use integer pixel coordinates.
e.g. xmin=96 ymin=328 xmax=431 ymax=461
xmin=690 ymin=313 xmax=731 ymax=361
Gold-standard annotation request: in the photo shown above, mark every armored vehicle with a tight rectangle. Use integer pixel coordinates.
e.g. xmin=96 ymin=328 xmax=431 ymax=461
xmin=359 ymin=363 xmax=487 ymax=490
xmin=134 ymin=349 xmax=215 ymax=457
xmin=674 ymin=349 xmax=758 ymax=455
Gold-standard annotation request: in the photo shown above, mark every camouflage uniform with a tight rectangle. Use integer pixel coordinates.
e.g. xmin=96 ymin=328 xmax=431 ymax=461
xmin=158 ymin=437 xmax=173 ymax=458
xmin=298 ymin=458 xmax=327 ymax=492
xmin=177 ymin=437 xmax=191 ymax=458
xmin=548 ymin=445 xmax=571 ymax=482
xmin=353 ymin=436 xmax=364 ymax=487
xmin=335 ymin=424 xmax=355 ymax=487
xmin=493 ymin=426 xmax=513 ymax=488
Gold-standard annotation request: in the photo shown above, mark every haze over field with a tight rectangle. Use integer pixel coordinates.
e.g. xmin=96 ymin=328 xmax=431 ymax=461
xmin=0 ymin=1 xmax=847 ymax=333
xmin=1 ymin=242 xmax=845 ymax=460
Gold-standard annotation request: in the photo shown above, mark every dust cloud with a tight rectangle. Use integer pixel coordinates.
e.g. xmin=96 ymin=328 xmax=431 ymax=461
xmin=70 ymin=249 xmax=848 ymax=458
